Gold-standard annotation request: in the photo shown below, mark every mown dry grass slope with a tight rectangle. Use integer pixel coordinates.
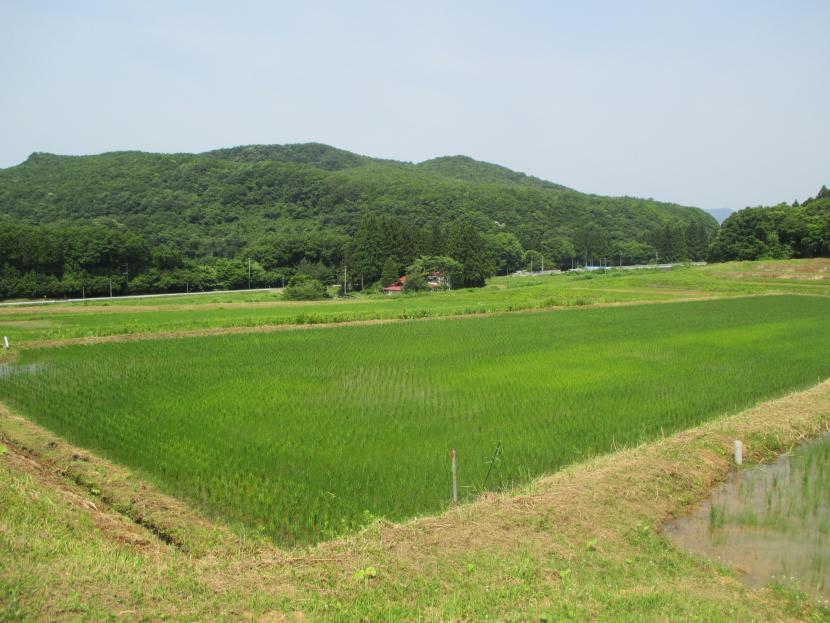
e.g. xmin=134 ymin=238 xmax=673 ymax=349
xmin=2 ymin=380 xmax=830 ymax=621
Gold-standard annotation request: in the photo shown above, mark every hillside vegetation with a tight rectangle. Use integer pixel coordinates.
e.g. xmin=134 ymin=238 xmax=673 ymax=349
xmin=0 ymin=143 xmax=717 ymax=298
xmin=710 ymin=187 xmax=830 ymax=261
xmin=0 ymin=144 xmax=713 ymax=254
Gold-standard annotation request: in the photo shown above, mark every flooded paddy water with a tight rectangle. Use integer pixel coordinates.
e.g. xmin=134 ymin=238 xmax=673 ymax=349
xmin=0 ymin=363 xmax=45 ymax=379
xmin=665 ymin=433 xmax=830 ymax=604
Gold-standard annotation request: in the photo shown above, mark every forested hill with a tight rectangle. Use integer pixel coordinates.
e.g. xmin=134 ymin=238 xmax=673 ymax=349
xmin=0 ymin=143 xmax=716 ymax=261
xmin=709 ymin=187 xmax=830 ymax=261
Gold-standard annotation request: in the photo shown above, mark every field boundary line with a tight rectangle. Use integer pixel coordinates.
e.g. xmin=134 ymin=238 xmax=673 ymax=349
xmin=0 ymin=403 xmax=238 ymax=556
xmin=11 ymin=293 xmax=787 ymax=350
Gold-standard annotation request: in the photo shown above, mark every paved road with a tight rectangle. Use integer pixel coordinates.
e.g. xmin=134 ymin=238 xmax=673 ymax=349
xmin=0 ymin=288 xmax=283 ymax=308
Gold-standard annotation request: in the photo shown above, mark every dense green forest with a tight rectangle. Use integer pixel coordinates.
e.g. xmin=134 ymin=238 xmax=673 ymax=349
xmin=709 ymin=187 xmax=830 ymax=261
xmin=0 ymin=143 xmax=719 ymax=298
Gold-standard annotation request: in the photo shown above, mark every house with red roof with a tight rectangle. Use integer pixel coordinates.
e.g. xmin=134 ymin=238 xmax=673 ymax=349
xmin=382 ymin=275 xmax=407 ymax=293
xmin=382 ymin=272 xmax=446 ymax=294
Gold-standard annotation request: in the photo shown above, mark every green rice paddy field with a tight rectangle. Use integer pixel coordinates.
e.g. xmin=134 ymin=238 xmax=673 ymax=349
xmin=2 ymin=295 xmax=830 ymax=545
xmin=1 ymin=260 xmax=828 ymax=345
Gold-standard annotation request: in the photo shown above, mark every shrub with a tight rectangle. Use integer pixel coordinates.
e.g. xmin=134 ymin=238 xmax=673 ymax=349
xmin=283 ymin=274 xmax=327 ymax=300
xmin=403 ymin=272 xmax=428 ymax=293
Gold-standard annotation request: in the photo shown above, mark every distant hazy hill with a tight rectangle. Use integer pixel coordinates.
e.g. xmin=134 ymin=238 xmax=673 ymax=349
xmin=705 ymin=208 xmax=735 ymax=224
xmin=0 ymin=143 xmax=717 ymax=259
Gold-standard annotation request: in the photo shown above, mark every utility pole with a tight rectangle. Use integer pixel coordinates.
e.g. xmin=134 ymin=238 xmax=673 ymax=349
xmin=109 ymin=279 xmax=113 ymax=298
xmin=248 ymin=257 xmax=252 ymax=289
xmin=343 ymin=266 xmax=348 ymax=296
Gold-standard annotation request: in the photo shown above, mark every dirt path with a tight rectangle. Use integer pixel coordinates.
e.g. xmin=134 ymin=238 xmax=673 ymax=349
xmin=0 ymin=297 xmax=355 ymax=316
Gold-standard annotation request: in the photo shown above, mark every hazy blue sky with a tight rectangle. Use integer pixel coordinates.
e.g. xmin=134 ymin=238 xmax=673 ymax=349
xmin=1 ymin=1 xmax=828 ymax=210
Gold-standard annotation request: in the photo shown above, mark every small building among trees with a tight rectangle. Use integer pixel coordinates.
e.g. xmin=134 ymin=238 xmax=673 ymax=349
xmin=382 ymin=271 xmax=447 ymax=294
xmin=382 ymin=275 xmax=407 ymax=294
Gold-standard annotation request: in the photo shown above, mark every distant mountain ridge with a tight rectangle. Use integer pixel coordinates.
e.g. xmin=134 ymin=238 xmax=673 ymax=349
xmin=705 ymin=208 xmax=735 ymax=224
xmin=0 ymin=143 xmax=717 ymax=260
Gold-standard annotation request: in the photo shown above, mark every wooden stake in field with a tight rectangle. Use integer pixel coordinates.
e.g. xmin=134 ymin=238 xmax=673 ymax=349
xmin=451 ymin=448 xmax=458 ymax=504
xmin=734 ymin=440 xmax=743 ymax=465
xmin=2 ymin=336 xmax=8 ymax=349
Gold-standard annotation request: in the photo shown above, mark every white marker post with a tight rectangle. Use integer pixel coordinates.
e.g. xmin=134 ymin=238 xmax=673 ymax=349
xmin=2 ymin=336 xmax=9 ymax=349
xmin=451 ymin=448 xmax=458 ymax=504
xmin=734 ymin=440 xmax=743 ymax=466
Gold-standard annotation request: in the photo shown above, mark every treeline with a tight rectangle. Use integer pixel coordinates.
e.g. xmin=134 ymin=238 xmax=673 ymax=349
xmin=0 ymin=219 xmax=288 ymax=299
xmin=709 ymin=187 xmax=830 ymax=261
xmin=0 ymin=212 xmax=713 ymax=299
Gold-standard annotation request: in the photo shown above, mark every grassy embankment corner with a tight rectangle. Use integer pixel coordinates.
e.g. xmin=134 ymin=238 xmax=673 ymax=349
xmin=2 ymin=380 xmax=830 ymax=621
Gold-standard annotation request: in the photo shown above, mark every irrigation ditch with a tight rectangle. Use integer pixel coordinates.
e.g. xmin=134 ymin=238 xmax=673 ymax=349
xmin=664 ymin=432 xmax=830 ymax=604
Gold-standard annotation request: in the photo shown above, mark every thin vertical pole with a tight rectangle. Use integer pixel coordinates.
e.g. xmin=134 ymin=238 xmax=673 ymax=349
xmin=2 ymin=336 xmax=9 ymax=349
xmin=734 ymin=440 xmax=743 ymax=465
xmin=451 ymin=449 xmax=458 ymax=504
xmin=248 ymin=257 xmax=252 ymax=290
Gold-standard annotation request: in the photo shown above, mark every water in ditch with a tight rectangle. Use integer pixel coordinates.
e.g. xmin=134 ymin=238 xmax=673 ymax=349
xmin=664 ymin=433 xmax=830 ymax=604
